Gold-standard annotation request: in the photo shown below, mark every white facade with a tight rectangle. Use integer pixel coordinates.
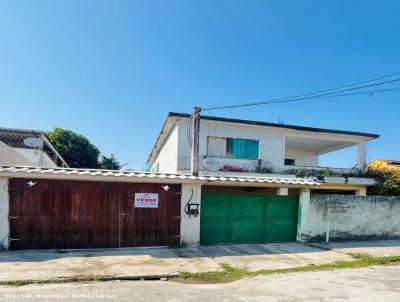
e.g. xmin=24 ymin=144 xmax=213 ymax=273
xmin=148 ymin=115 xmax=377 ymax=175
xmin=14 ymin=148 xmax=58 ymax=168
xmin=151 ymin=126 xmax=179 ymax=172
xmin=0 ymin=142 xmax=58 ymax=168
xmin=0 ymin=142 xmax=32 ymax=166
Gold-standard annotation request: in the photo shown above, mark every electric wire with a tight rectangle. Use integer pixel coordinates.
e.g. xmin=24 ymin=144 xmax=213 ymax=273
xmin=202 ymin=73 xmax=400 ymax=111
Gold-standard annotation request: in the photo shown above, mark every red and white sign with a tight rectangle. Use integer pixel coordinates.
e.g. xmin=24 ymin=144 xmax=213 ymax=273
xmin=134 ymin=193 xmax=159 ymax=208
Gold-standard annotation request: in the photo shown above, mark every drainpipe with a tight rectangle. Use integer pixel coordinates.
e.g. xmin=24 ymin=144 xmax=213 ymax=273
xmin=190 ymin=107 xmax=201 ymax=176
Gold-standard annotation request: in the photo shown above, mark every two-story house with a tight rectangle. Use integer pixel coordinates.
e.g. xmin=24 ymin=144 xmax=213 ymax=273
xmin=145 ymin=112 xmax=379 ymax=246
xmin=148 ymin=112 xmax=378 ymax=192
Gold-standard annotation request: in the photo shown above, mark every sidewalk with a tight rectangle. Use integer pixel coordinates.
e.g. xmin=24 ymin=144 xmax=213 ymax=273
xmin=0 ymin=240 xmax=399 ymax=282
xmin=308 ymin=240 xmax=400 ymax=257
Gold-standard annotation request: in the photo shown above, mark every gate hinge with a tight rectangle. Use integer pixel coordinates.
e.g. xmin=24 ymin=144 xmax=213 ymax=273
xmin=9 ymin=238 xmax=20 ymax=241
xmin=173 ymin=216 xmax=181 ymax=219
xmin=10 ymin=216 xmax=19 ymax=220
xmin=172 ymin=235 xmax=181 ymax=238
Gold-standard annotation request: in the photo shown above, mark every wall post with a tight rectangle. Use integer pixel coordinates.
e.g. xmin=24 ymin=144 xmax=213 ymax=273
xmin=0 ymin=177 xmax=9 ymax=249
xmin=180 ymin=183 xmax=202 ymax=247
xmin=357 ymin=141 xmax=367 ymax=170
xmin=296 ymin=187 xmax=311 ymax=242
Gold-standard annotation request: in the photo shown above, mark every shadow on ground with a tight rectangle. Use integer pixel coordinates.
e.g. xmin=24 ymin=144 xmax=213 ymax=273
xmin=0 ymin=242 xmax=330 ymax=263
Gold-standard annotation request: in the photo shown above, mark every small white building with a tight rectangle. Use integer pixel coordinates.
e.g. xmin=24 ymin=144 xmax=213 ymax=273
xmin=0 ymin=127 xmax=68 ymax=168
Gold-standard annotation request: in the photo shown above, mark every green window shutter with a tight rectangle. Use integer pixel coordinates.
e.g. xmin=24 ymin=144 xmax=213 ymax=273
xmin=227 ymin=138 xmax=259 ymax=159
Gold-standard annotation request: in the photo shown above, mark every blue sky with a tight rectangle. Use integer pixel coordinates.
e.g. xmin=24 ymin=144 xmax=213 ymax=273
xmin=1 ymin=0 xmax=399 ymax=169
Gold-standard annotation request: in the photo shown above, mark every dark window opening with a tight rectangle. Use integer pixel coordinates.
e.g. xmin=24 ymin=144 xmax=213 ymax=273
xmin=285 ymin=158 xmax=295 ymax=166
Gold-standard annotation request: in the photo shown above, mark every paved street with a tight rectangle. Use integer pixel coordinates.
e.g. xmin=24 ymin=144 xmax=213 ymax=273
xmin=1 ymin=265 xmax=400 ymax=302
xmin=0 ymin=243 xmax=351 ymax=282
xmin=1 ymin=240 xmax=400 ymax=282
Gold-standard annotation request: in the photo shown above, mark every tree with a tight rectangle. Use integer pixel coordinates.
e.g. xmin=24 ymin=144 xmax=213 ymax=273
xmin=366 ymin=160 xmax=400 ymax=196
xmin=46 ymin=128 xmax=101 ymax=169
xmin=100 ymin=154 xmax=123 ymax=170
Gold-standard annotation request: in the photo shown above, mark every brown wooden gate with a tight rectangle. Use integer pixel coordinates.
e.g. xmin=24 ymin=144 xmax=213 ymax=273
xmin=9 ymin=178 xmax=181 ymax=250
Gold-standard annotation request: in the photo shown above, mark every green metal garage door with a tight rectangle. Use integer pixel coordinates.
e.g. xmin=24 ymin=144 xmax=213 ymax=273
xmin=200 ymin=194 xmax=299 ymax=244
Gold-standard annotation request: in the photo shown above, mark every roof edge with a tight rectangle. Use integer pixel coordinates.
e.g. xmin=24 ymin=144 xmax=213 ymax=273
xmin=168 ymin=112 xmax=380 ymax=139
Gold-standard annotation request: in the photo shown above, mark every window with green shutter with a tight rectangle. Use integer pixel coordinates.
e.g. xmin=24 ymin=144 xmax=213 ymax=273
xmin=226 ymin=138 xmax=259 ymax=159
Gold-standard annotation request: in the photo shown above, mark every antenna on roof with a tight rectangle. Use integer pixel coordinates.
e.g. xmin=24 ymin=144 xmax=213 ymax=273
xmin=23 ymin=137 xmax=43 ymax=148
xmin=23 ymin=137 xmax=43 ymax=156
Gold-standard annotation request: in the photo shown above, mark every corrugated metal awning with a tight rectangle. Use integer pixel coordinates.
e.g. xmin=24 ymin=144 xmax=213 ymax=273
xmin=0 ymin=165 xmax=321 ymax=186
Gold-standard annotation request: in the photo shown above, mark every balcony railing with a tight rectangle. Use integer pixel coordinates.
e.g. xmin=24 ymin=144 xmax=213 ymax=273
xmin=283 ymin=165 xmax=362 ymax=178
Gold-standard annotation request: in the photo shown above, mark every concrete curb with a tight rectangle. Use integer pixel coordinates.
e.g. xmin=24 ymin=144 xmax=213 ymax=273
xmin=297 ymin=242 xmax=333 ymax=251
xmin=112 ymin=273 xmax=179 ymax=281
xmin=0 ymin=274 xmax=180 ymax=285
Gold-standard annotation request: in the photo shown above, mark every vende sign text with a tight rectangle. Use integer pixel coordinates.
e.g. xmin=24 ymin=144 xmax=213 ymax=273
xmin=134 ymin=193 xmax=159 ymax=208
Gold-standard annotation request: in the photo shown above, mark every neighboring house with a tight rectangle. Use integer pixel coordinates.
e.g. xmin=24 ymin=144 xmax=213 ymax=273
xmin=0 ymin=127 xmax=68 ymax=168
xmin=148 ymin=112 xmax=379 ymax=195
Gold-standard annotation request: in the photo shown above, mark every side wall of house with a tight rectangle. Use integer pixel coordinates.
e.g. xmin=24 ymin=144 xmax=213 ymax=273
xmin=0 ymin=142 xmax=32 ymax=166
xmin=14 ymin=148 xmax=58 ymax=168
xmin=298 ymin=194 xmax=400 ymax=242
xmin=152 ymin=125 xmax=179 ymax=173
xmin=0 ymin=177 xmax=9 ymax=249
xmin=285 ymin=150 xmax=319 ymax=166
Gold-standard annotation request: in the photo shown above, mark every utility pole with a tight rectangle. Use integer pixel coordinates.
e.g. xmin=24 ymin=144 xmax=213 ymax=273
xmin=190 ymin=106 xmax=201 ymax=176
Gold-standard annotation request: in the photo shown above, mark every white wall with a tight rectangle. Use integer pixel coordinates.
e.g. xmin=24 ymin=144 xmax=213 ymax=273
xmin=180 ymin=183 xmax=202 ymax=246
xmin=177 ymin=120 xmax=286 ymax=172
xmin=298 ymin=194 xmax=400 ymax=242
xmin=15 ymin=148 xmax=57 ymax=168
xmin=0 ymin=142 xmax=32 ymax=166
xmin=0 ymin=177 xmax=9 ymax=249
xmin=285 ymin=150 xmax=319 ymax=166
xmin=152 ymin=125 xmax=179 ymax=173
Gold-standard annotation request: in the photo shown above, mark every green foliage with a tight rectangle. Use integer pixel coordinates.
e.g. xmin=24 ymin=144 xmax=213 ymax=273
xmin=100 ymin=154 xmax=123 ymax=170
xmin=320 ymin=167 xmax=334 ymax=176
xmin=366 ymin=161 xmax=400 ymax=196
xmin=291 ymin=168 xmax=311 ymax=178
xmin=46 ymin=128 xmax=101 ymax=169
xmin=254 ymin=159 xmax=272 ymax=174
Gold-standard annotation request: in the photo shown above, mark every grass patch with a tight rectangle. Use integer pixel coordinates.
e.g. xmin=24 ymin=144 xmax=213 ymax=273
xmin=175 ymin=253 xmax=400 ymax=283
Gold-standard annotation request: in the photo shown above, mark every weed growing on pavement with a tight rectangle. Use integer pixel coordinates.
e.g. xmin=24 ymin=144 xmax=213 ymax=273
xmin=175 ymin=253 xmax=400 ymax=283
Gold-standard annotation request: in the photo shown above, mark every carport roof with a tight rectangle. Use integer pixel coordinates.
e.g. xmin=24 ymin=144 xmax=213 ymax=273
xmin=0 ymin=165 xmax=321 ymax=186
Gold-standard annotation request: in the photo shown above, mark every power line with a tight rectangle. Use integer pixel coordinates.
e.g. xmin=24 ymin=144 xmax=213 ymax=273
xmin=278 ymin=86 xmax=400 ymax=101
xmin=202 ymin=72 xmax=400 ymax=111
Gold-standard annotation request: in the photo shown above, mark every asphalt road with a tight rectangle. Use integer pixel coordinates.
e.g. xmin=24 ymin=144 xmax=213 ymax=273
xmin=1 ymin=265 xmax=400 ymax=302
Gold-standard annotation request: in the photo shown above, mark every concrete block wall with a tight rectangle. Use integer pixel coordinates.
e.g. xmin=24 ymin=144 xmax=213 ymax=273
xmin=298 ymin=194 xmax=400 ymax=242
